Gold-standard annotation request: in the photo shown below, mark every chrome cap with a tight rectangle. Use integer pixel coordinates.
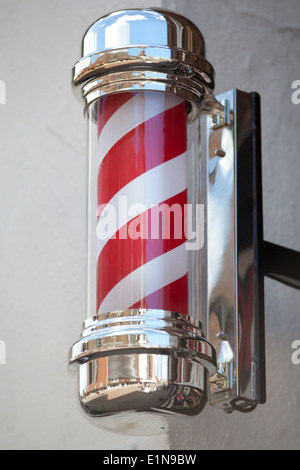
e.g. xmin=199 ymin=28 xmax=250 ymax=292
xmin=82 ymin=9 xmax=206 ymax=57
xmin=72 ymin=8 xmax=215 ymax=108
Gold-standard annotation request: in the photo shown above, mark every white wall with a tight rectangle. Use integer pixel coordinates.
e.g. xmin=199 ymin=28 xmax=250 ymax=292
xmin=165 ymin=0 xmax=300 ymax=450
xmin=0 ymin=0 xmax=299 ymax=450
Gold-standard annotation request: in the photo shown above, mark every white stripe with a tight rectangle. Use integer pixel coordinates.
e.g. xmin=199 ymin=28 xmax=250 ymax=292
xmin=98 ymin=92 xmax=184 ymax=167
xmin=96 ymin=151 xmax=187 ymax=257
xmin=98 ymin=242 xmax=188 ymax=314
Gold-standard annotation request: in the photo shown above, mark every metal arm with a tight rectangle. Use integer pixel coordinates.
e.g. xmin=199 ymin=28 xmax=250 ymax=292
xmin=263 ymin=241 xmax=300 ymax=290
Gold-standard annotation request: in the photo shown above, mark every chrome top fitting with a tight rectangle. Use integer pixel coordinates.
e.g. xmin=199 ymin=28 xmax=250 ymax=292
xmin=72 ymin=8 xmax=215 ymax=109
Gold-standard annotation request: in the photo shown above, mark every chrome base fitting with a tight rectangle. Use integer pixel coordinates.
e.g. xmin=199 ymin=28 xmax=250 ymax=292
xmin=69 ymin=309 xmax=216 ymax=419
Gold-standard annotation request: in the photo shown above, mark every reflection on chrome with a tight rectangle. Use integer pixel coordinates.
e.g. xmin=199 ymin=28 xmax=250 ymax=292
xmin=78 ymin=354 xmax=208 ymax=417
xmin=70 ymin=310 xmax=216 ymax=418
xmin=72 ymin=8 xmax=215 ymax=110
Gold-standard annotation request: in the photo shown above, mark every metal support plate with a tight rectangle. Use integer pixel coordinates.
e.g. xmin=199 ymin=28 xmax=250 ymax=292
xmin=206 ymin=89 xmax=266 ymax=413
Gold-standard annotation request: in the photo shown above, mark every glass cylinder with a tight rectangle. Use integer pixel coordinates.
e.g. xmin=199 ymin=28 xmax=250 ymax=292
xmin=70 ymin=8 xmax=217 ymax=423
xmin=86 ymin=90 xmax=203 ymax=323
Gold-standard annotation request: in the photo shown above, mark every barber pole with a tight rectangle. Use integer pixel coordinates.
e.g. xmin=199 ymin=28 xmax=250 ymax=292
xmin=70 ymin=9 xmax=217 ymax=425
xmin=69 ymin=7 xmax=270 ymax=429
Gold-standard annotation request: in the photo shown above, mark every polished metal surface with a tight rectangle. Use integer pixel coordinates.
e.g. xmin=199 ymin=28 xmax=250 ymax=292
xmin=77 ymin=355 xmax=207 ymax=417
xmin=82 ymin=9 xmax=206 ymax=56
xmin=70 ymin=309 xmax=216 ymax=418
xmin=72 ymin=9 xmax=215 ymax=110
xmin=206 ymin=90 xmax=265 ymax=412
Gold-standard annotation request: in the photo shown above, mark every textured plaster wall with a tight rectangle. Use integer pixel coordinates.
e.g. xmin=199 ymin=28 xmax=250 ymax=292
xmin=163 ymin=0 xmax=300 ymax=451
xmin=0 ymin=0 xmax=168 ymax=451
xmin=0 ymin=0 xmax=299 ymax=450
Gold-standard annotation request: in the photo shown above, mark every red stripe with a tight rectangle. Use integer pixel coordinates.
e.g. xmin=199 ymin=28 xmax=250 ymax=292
xmin=96 ymin=190 xmax=187 ymax=311
xmin=97 ymin=101 xmax=187 ymax=210
xmin=129 ymin=274 xmax=189 ymax=315
xmin=97 ymin=92 xmax=136 ymax=137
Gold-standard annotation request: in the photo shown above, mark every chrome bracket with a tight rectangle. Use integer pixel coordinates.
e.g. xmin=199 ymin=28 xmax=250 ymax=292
xmin=204 ymin=97 xmax=232 ymax=130
xmin=206 ymin=89 xmax=266 ymax=413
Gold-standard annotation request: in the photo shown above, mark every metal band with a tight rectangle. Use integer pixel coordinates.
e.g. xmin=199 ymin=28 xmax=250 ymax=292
xmin=70 ymin=309 xmax=216 ymax=376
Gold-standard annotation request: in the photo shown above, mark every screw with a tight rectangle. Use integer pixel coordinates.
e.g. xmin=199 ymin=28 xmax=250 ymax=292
xmin=215 ymin=149 xmax=226 ymax=158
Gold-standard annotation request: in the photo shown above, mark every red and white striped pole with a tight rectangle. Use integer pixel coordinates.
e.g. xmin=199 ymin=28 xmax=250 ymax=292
xmin=70 ymin=9 xmax=217 ymax=421
xmin=96 ymin=91 xmax=189 ymax=316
